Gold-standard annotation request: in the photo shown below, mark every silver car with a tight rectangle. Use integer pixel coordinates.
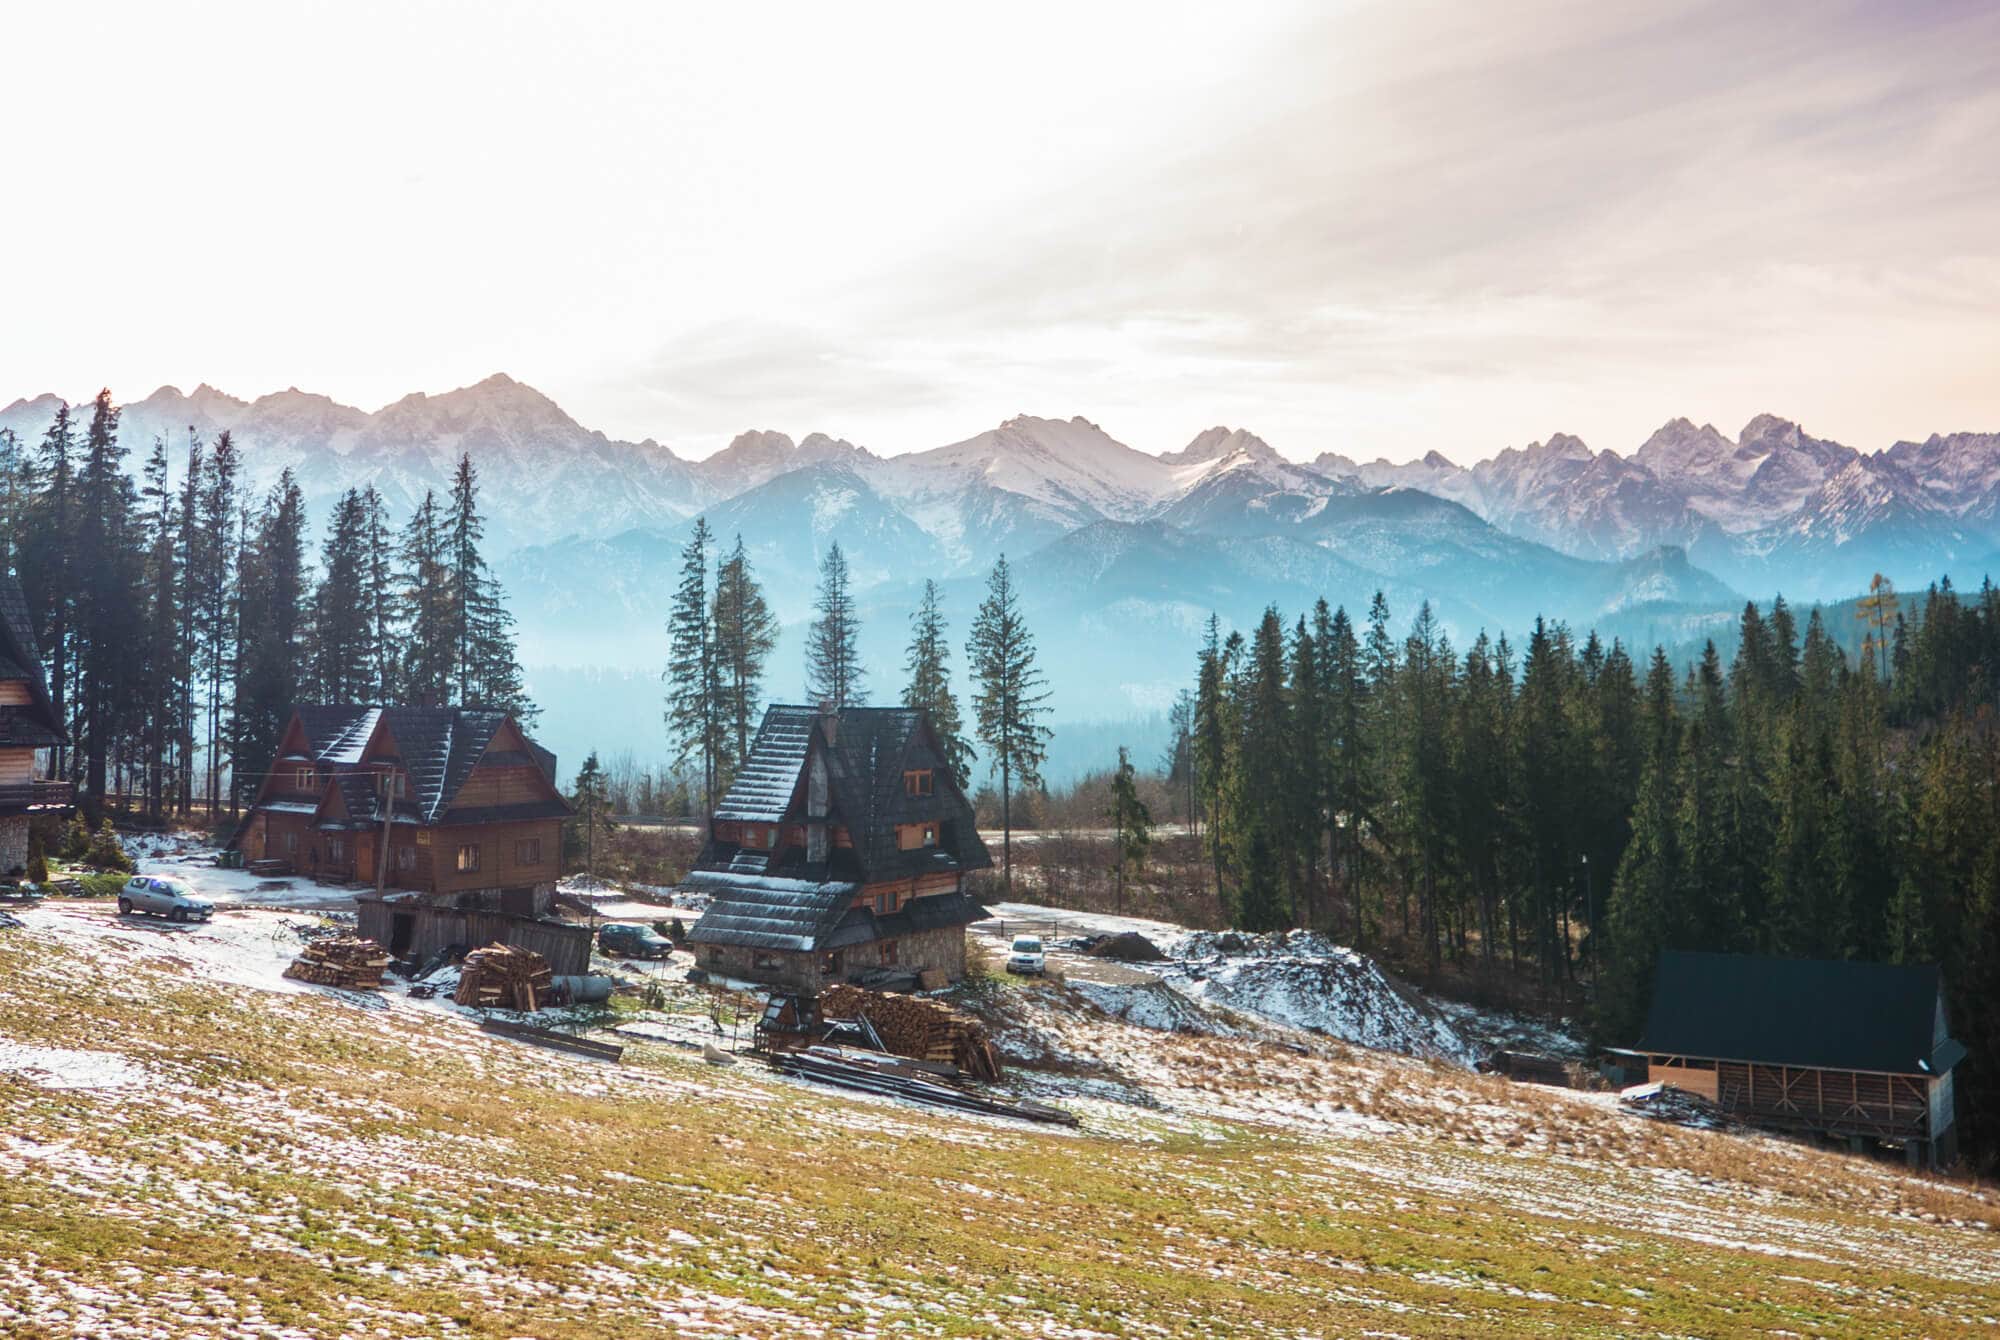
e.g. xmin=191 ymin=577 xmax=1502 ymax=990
xmin=118 ymin=876 xmax=214 ymax=923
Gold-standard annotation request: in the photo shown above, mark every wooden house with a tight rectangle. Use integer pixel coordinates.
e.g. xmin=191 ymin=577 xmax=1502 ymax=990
xmin=229 ymin=706 xmax=590 ymax=975
xmin=1626 ymin=950 xmax=1967 ymax=1167
xmin=684 ymin=704 xmax=991 ymax=993
xmin=0 ymin=573 xmax=70 ymax=873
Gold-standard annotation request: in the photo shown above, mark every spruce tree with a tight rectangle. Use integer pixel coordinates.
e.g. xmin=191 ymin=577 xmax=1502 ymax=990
xmin=901 ymin=579 xmax=973 ymax=788
xmin=72 ymin=390 xmax=143 ymax=817
xmin=197 ymin=431 xmax=240 ymax=815
xmin=398 ymin=490 xmax=454 ymax=706
xmin=568 ymin=750 xmax=616 ymax=878
xmin=361 ymin=486 xmax=396 ymax=703
xmin=444 ymin=453 xmax=532 ymax=717
xmin=173 ymin=431 xmax=205 ymax=816
xmin=230 ymin=472 xmax=308 ymax=807
xmin=804 ymin=541 xmax=865 ymax=708
xmin=966 ymin=554 xmax=1050 ymax=896
xmin=1105 ymin=744 xmax=1152 ymax=915
xmin=664 ymin=518 xmax=726 ymax=816
xmin=309 ymin=489 xmax=372 ymax=704
xmin=140 ymin=434 xmax=178 ymax=820
xmin=712 ymin=535 xmax=778 ymax=769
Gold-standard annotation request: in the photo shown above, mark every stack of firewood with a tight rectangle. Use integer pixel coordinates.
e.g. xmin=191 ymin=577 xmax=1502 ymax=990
xmin=819 ymin=984 xmax=1003 ymax=1080
xmin=283 ymin=936 xmax=393 ymax=990
xmin=454 ymin=942 xmax=553 ymax=1012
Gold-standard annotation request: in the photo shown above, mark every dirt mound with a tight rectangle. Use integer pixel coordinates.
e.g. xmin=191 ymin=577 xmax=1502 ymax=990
xmin=1086 ymin=931 xmax=1167 ymax=962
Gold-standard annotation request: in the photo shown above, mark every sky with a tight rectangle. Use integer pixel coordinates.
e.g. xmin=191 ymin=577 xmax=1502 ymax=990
xmin=9 ymin=0 xmax=2000 ymax=464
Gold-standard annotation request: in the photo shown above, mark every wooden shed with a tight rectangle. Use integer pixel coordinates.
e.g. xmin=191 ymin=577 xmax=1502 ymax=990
xmin=1627 ymin=950 xmax=1967 ymax=1167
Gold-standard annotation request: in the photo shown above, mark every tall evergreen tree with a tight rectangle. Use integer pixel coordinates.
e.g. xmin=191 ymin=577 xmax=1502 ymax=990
xmin=1105 ymin=744 xmax=1152 ymax=916
xmin=230 ymin=471 xmax=308 ymax=808
xmin=309 ymin=489 xmax=373 ymax=704
xmin=901 ymin=579 xmax=973 ymax=788
xmin=966 ymin=554 xmax=1050 ymax=896
xmin=712 ymin=535 xmax=778 ymax=772
xmin=398 ymin=490 xmax=453 ymax=707
xmin=804 ymin=541 xmax=865 ymax=708
xmin=665 ymin=518 xmax=726 ymax=817
xmin=197 ymin=430 xmax=240 ymax=814
xmin=567 ymin=750 xmax=616 ymax=878
xmin=72 ymin=390 xmax=143 ymax=817
xmin=140 ymin=434 xmax=179 ymax=820
xmin=444 ymin=453 xmax=531 ymax=716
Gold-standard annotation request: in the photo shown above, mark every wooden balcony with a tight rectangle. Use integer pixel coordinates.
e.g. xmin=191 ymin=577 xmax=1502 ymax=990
xmin=0 ymin=780 xmax=74 ymax=813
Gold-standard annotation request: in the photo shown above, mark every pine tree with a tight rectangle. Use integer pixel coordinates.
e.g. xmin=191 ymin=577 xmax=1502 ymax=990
xmin=1600 ymin=648 xmax=1684 ymax=1039
xmin=140 ymin=434 xmax=178 ymax=820
xmin=1105 ymin=744 xmax=1152 ymax=915
xmin=230 ymin=472 xmax=307 ymax=807
xmin=22 ymin=403 xmax=76 ymax=781
xmin=398 ymin=490 xmax=455 ymax=706
xmin=665 ymin=518 xmax=726 ymax=817
xmin=197 ymin=431 xmax=240 ymax=815
xmin=1193 ymin=617 xmax=1237 ymax=909
xmin=901 ymin=579 xmax=973 ymax=788
xmin=712 ymin=535 xmax=778 ymax=771
xmin=568 ymin=750 xmax=616 ymax=878
xmin=72 ymin=390 xmax=143 ymax=818
xmin=360 ymin=486 xmax=396 ymax=703
xmin=443 ymin=453 xmax=532 ymax=717
xmin=966 ymin=555 xmax=1050 ymax=896
xmin=173 ymin=431 xmax=204 ymax=816
xmin=308 ymin=489 xmax=372 ymax=704
xmin=804 ymin=541 xmax=865 ymax=708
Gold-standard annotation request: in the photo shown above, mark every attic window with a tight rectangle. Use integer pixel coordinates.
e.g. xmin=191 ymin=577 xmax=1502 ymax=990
xmin=295 ymin=768 xmax=314 ymax=790
xmin=923 ymin=825 xmax=936 ymax=847
xmin=903 ymin=769 xmax=934 ymax=798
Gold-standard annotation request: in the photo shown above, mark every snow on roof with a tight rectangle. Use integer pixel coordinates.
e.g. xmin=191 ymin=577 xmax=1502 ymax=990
xmin=713 ymin=711 xmax=812 ymax=822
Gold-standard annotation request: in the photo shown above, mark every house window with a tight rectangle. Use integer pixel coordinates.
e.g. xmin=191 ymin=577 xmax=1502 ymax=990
xmin=880 ymin=939 xmax=898 ymax=966
xmin=516 ymin=838 xmax=542 ymax=865
xmin=753 ymin=951 xmax=779 ymax=971
xmin=284 ymin=832 xmax=298 ymax=855
xmin=903 ymin=770 xmax=933 ymax=797
xmin=765 ymin=827 xmax=778 ymax=849
xmin=327 ymin=838 xmax=345 ymax=863
xmin=821 ymin=951 xmax=843 ymax=974
xmin=456 ymin=844 xmax=480 ymax=873
xmin=922 ymin=825 xmax=936 ymax=847
xmin=295 ymin=768 xmax=314 ymax=790
xmin=396 ymin=846 xmax=415 ymax=872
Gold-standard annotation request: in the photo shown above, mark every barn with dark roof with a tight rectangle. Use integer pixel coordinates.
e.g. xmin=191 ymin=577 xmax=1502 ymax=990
xmin=684 ymin=704 xmax=991 ymax=993
xmin=1626 ymin=950 xmax=1966 ymax=1167
xmin=228 ymin=705 xmax=587 ymax=974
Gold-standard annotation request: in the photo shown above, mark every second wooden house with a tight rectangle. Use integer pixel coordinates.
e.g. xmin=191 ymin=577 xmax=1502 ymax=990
xmin=684 ymin=704 xmax=991 ymax=993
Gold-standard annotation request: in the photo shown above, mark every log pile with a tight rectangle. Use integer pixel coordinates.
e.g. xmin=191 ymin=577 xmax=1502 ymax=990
xmin=283 ymin=936 xmax=392 ymax=990
xmin=454 ymin=942 xmax=553 ymax=1012
xmin=818 ymin=984 xmax=1002 ymax=1079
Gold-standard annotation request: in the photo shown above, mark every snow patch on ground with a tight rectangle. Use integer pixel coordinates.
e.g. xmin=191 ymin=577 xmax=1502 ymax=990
xmin=0 ymin=1042 xmax=150 ymax=1090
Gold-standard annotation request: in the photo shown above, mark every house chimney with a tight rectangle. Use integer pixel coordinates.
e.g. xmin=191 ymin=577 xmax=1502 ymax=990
xmin=819 ymin=700 xmax=838 ymax=745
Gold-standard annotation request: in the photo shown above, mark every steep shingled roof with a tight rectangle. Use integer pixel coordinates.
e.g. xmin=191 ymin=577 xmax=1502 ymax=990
xmin=1639 ymin=950 xmax=1966 ymax=1076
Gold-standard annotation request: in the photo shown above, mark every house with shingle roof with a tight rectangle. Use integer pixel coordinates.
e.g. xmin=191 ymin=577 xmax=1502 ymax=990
xmin=0 ymin=571 xmax=71 ymax=873
xmin=685 ymin=704 xmax=991 ymax=993
xmin=230 ymin=705 xmax=587 ymax=974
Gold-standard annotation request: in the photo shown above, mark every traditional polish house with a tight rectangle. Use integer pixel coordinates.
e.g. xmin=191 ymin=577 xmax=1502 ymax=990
xmin=685 ymin=704 xmax=991 ymax=993
xmin=1624 ymin=949 xmax=1967 ymax=1167
xmin=0 ymin=573 xmax=71 ymax=873
xmin=229 ymin=706 xmax=590 ymax=975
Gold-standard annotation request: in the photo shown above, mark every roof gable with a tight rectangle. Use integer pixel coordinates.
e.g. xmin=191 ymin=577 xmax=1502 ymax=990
xmin=1639 ymin=950 xmax=1962 ymax=1075
xmin=0 ymin=572 xmax=62 ymax=745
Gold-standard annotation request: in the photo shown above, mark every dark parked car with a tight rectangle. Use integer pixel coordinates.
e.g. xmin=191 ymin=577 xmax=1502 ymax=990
xmin=597 ymin=922 xmax=673 ymax=959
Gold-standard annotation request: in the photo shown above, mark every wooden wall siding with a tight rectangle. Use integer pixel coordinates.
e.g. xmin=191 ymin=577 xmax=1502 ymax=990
xmin=1716 ymin=1061 xmax=1931 ymax=1140
xmin=0 ymin=682 xmax=30 ymax=705
xmin=1649 ymin=1062 xmax=1719 ymax=1103
xmin=451 ymin=765 xmax=554 ymax=808
xmin=355 ymin=899 xmax=591 ymax=977
xmin=698 ymin=924 xmax=971 ymax=995
xmin=424 ymin=819 xmax=563 ymax=894
xmin=0 ymin=750 xmax=32 ymax=785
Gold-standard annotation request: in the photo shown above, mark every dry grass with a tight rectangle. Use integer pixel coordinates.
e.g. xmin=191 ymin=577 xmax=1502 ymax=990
xmin=1 ymin=913 xmax=1997 ymax=1337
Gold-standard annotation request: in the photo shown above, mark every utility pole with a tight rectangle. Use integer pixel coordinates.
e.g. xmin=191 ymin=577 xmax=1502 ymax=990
xmin=375 ymin=768 xmax=399 ymax=896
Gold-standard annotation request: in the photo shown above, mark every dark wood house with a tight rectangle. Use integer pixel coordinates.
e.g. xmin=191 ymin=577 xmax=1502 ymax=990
xmin=685 ymin=704 xmax=991 ymax=993
xmin=0 ymin=573 xmax=71 ymax=874
xmin=1627 ymin=950 xmax=1967 ymax=1167
xmin=229 ymin=706 xmax=590 ymax=975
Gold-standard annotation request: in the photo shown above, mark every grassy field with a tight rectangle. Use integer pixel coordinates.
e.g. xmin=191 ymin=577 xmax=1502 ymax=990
xmin=1 ymin=907 xmax=1996 ymax=1338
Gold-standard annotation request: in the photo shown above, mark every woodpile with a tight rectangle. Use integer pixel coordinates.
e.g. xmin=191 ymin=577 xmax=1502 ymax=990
xmin=283 ymin=936 xmax=392 ymax=990
xmin=819 ymin=984 xmax=1003 ymax=1079
xmin=454 ymin=942 xmax=554 ymax=1012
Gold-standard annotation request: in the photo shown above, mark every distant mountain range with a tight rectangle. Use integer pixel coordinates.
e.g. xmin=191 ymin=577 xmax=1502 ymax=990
xmin=5 ymin=375 xmax=1995 ymax=780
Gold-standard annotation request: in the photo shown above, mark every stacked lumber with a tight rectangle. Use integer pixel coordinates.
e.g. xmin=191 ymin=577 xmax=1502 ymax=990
xmin=818 ymin=984 xmax=1003 ymax=1080
xmin=772 ymin=1048 xmax=1072 ymax=1125
xmin=283 ymin=936 xmax=392 ymax=990
xmin=454 ymin=942 xmax=553 ymax=1012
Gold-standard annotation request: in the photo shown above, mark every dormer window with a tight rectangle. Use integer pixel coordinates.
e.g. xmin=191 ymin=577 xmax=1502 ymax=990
xmin=295 ymin=768 xmax=314 ymax=790
xmin=903 ymin=769 xmax=934 ymax=798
